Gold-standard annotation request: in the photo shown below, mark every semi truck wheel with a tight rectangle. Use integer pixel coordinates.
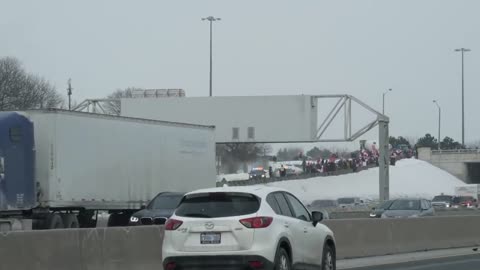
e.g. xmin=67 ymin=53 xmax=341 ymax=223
xmin=61 ymin=214 xmax=79 ymax=228
xmin=107 ymin=212 xmax=130 ymax=227
xmin=45 ymin=214 xmax=64 ymax=229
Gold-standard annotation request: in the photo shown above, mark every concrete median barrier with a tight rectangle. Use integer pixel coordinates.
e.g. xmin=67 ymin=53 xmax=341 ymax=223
xmin=2 ymin=216 xmax=480 ymax=269
xmin=324 ymin=215 xmax=480 ymax=259
xmin=323 ymin=218 xmax=396 ymax=258
xmin=0 ymin=226 xmax=163 ymax=270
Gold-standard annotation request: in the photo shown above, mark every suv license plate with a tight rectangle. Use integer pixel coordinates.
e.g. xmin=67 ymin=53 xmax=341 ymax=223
xmin=200 ymin=232 xmax=221 ymax=244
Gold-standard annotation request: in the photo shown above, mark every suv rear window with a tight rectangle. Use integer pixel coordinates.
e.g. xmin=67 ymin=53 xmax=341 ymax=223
xmin=175 ymin=192 xmax=260 ymax=218
xmin=148 ymin=194 xmax=183 ymax=210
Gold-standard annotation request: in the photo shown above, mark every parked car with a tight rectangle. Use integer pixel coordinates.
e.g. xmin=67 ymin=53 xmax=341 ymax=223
xmin=129 ymin=192 xmax=184 ymax=226
xmin=162 ymin=186 xmax=337 ymax=270
xmin=369 ymin=200 xmax=394 ymax=218
xmin=431 ymin=195 xmax=454 ymax=208
xmin=381 ymin=199 xmax=434 ymax=218
xmin=451 ymin=196 xmax=478 ymax=208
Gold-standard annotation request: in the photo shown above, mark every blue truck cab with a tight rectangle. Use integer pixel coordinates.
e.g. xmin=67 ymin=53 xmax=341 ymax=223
xmin=0 ymin=112 xmax=35 ymax=212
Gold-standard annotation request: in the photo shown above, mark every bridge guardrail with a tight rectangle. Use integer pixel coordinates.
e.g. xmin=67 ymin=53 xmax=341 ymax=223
xmin=432 ymin=149 xmax=480 ymax=154
xmin=216 ymin=164 xmax=378 ymax=187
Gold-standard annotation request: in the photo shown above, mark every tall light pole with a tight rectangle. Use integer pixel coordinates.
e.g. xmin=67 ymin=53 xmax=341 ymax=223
xmin=454 ymin=48 xmax=470 ymax=146
xmin=202 ymin=16 xmax=221 ymax=97
xmin=382 ymin=88 xmax=392 ymax=115
xmin=67 ymin=78 xmax=73 ymax=110
xmin=433 ymin=100 xmax=441 ymax=150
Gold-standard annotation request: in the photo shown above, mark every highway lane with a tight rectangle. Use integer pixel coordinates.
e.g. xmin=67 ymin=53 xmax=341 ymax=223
xmin=347 ymin=254 xmax=480 ymax=270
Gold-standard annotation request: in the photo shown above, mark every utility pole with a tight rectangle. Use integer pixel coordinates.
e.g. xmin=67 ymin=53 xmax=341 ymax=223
xmin=382 ymin=88 xmax=392 ymax=115
xmin=454 ymin=48 xmax=470 ymax=146
xmin=433 ymin=100 xmax=441 ymax=150
xmin=67 ymin=78 xmax=73 ymax=110
xmin=202 ymin=16 xmax=221 ymax=97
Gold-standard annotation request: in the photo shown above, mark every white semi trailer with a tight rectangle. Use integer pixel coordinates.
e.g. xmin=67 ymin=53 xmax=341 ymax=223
xmin=0 ymin=110 xmax=216 ymax=230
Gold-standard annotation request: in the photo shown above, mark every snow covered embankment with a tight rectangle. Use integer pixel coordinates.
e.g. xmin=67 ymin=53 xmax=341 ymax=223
xmin=263 ymin=159 xmax=465 ymax=201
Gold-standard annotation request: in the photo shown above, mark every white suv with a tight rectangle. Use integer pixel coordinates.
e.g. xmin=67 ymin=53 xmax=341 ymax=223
xmin=162 ymin=186 xmax=336 ymax=270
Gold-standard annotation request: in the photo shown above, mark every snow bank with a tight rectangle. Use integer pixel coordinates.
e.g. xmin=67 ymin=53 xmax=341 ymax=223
xmin=262 ymin=159 xmax=464 ymax=202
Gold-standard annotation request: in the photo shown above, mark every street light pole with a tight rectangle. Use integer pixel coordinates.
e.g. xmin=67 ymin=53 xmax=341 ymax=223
xmin=433 ymin=100 xmax=441 ymax=150
xmin=454 ymin=48 xmax=471 ymax=146
xmin=202 ymin=16 xmax=221 ymax=97
xmin=382 ymin=88 xmax=392 ymax=115
xmin=67 ymin=78 xmax=73 ymax=110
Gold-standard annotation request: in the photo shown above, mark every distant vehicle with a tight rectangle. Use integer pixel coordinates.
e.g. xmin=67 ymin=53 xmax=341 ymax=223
xmin=273 ymin=165 xmax=302 ymax=177
xmin=337 ymin=197 xmax=366 ymax=209
xmin=381 ymin=199 xmax=434 ymax=218
xmin=369 ymin=200 xmax=394 ymax=218
xmin=285 ymin=165 xmax=303 ymax=176
xmin=431 ymin=195 xmax=454 ymax=208
xmin=308 ymin=200 xmax=339 ymax=211
xmin=162 ymin=186 xmax=337 ymax=270
xmin=129 ymin=192 xmax=184 ymax=226
xmin=249 ymin=167 xmax=267 ymax=179
xmin=451 ymin=196 xmax=478 ymax=209
xmin=455 ymin=185 xmax=480 ymax=201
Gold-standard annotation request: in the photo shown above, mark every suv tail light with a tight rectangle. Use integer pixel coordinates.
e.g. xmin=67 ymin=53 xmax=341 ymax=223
xmin=239 ymin=216 xmax=273 ymax=228
xmin=249 ymin=261 xmax=264 ymax=268
xmin=165 ymin=262 xmax=176 ymax=270
xmin=165 ymin=219 xmax=183 ymax=230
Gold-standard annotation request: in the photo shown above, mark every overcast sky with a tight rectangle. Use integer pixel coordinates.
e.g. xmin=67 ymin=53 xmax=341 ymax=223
xmin=1 ymin=0 xmax=479 ymax=146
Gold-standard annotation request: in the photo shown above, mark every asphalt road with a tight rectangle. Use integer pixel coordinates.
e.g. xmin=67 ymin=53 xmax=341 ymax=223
xmin=347 ymin=254 xmax=480 ymax=270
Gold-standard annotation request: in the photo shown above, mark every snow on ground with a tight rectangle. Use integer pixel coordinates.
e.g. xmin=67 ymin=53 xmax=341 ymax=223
xmin=217 ymin=173 xmax=249 ymax=182
xmin=261 ymin=159 xmax=465 ymax=202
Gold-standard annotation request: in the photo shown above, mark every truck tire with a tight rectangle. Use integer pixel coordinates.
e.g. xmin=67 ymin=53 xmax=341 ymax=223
xmin=62 ymin=214 xmax=79 ymax=228
xmin=78 ymin=210 xmax=96 ymax=228
xmin=32 ymin=219 xmax=43 ymax=230
xmin=107 ymin=213 xmax=130 ymax=227
xmin=45 ymin=214 xmax=64 ymax=229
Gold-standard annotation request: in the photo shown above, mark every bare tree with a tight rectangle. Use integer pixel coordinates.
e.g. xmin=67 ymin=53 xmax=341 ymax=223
xmin=0 ymin=57 xmax=63 ymax=110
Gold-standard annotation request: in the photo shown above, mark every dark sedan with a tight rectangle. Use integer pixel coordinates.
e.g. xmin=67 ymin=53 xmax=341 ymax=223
xmin=129 ymin=192 xmax=184 ymax=226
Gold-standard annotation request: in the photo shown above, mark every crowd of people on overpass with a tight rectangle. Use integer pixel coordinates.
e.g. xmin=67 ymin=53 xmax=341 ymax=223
xmin=299 ymin=146 xmax=415 ymax=175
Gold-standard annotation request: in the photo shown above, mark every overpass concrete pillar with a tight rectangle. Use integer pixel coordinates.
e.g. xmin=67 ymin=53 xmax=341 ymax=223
xmin=379 ymin=120 xmax=389 ymax=201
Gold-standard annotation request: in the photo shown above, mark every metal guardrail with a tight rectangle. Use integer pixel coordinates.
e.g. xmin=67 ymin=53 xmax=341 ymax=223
xmin=216 ymin=164 xmax=378 ymax=187
xmin=432 ymin=149 xmax=480 ymax=154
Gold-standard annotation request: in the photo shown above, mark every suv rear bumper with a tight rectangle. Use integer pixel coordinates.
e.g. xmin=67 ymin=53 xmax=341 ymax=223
xmin=163 ymin=255 xmax=274 ymax=270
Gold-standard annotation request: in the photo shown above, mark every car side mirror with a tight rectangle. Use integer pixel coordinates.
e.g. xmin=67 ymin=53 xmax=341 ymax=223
xmin=311 ymin=211 xmax=323 ymax=226
xmin=140 ymin=204 xmax=146 ymax=210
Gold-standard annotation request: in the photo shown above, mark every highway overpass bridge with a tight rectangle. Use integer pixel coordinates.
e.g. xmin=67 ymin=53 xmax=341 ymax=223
xmin=418 ymin=148 xmax=480 ymax=183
